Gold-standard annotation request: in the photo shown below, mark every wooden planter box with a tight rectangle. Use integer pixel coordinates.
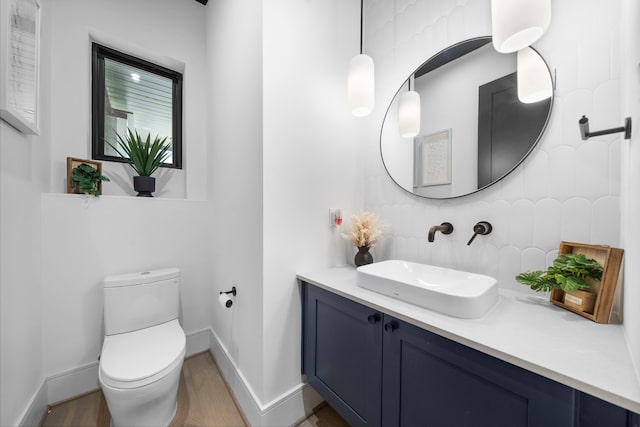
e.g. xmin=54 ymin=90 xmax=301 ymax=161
xmin=66 ymin=157 xmax=103 ymax=195
xmin=549 ymin=241 xmax=624 ymax=323
xmin=562 ymin=289 xmax=596 ymax=313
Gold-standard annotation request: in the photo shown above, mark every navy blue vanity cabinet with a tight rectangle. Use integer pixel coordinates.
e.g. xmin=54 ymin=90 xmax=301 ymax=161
xmin=302 ymin=283 xmax=383 ymax=427
xmin=575 ymin=391 xmax=639 ymax=427
xmin=381 ymin=315 xmax=574 ymax=426
xmin=301 ymin=282 xmax=640 ymax=427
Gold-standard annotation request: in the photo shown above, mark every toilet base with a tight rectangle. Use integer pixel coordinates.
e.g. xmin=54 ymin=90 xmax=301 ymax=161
xmin=109 ymin=402 xmax=177 ymax=427
xmin=109 ymin=402 xmax=178 ymax=427
xmin=100 ymin=356 xmax=183 ymax=427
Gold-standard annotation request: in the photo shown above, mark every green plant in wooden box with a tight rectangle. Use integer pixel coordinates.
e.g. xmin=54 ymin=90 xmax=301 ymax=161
xmin=515 ymin=253 xmax=603 ymax=293
xmin=71 ymin=163 xmax=110 ymax=196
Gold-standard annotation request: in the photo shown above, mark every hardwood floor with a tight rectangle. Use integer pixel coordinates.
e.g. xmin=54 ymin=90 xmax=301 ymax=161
xmin=296 ymin=405 xmax=350 ymax=427
xmin=40 ymin=391 xmax=110 ymax=427
xmin=171 ymin=352 xmax=246 ymax=427
xmin=41 ymin=352 xmax=348 ymax=427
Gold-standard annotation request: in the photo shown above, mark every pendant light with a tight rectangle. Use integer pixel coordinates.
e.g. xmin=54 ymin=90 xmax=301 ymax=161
xmin=491 ymin=0 xmax=551 ymax=53
xmin=348 ymin=0 xmax=374 ymax=117
xmin=517 ymin=47 xmax=552 ymax=103
xmin=398 ymin=77 xmax=420 ymax=138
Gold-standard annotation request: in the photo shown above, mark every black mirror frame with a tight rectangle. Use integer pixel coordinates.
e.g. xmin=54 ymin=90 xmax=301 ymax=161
xmin=379 ymin=36 xmax=554 ymax=200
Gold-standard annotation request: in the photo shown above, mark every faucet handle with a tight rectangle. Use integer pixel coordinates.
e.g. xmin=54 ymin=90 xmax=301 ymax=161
xmin=467 ymin=221 xmax=492 ymax=245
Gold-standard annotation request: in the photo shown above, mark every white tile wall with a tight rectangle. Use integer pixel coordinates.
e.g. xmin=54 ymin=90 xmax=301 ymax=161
xmin=363 ymin=0 xmax=622 ymax=293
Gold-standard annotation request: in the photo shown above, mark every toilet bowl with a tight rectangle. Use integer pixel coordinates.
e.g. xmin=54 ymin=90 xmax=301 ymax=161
xmin=99 ymin=268 xmax=185 ymax=427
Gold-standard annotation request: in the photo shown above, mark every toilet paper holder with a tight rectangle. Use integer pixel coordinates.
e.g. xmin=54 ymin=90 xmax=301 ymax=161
xmin=221 ymin=286 xmax=237 ymax=297
xmin=219 ymin=286 xmax=237 ymax=308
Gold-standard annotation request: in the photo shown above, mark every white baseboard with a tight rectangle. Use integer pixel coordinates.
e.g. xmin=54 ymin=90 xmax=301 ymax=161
xmin=261 ymin=382 xmax=324 ymax=427
xmin=18 ymin=378 xmax=48 ymax=427
xmin=208 ymin=328 xmax=323 ymax=427
xmin=18 ymin=328 xmax=214 ymax=426
xmin=185 ymin=327 xmax=211 ymax=356
xmin=47 ymin=361 xmax=100 ymax=405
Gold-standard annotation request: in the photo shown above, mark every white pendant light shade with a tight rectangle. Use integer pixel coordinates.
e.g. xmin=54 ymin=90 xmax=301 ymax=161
xmin=398 ymin=90 xmax=420 ymax=138
xmin=348 ymin=54 xmax=375 ymax=117
xmin=517 ymin=47 xmax=552 ymax=103
xmin=491 ymin=0 xmax=551 ymax=53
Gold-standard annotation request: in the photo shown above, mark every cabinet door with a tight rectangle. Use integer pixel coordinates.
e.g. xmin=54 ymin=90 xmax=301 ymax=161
xmin=576 ymin=391 xmax=639 ymax=427
xmin=381 ymin=316 xmax=574 ymax=427
xmin=302 ymin=283 xmax=383 ymax=427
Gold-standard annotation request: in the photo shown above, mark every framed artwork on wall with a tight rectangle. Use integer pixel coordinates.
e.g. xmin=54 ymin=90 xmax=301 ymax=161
xmin=0 ymin=0 xmax=41 ymax=135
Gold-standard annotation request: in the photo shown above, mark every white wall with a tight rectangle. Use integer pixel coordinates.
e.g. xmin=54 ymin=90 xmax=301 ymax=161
xmin=1 ymin=1 xmax=213 ymax=423
xmin=206 ymin=0 xmax=266 ymax=407
xmin=207 ymin=0 xmax=365 ymax=422
xmin=40 ymin=195 xmax=213 ymax=376
xmin=0 ymin=0 xmax=51 ymax=424
xmin=0 ymin=96 xmax=47 ymax=427
xmin=620 ymin=0 xmax=640 ymax=376
xmin=4 ymin=0 xmax=363 ymax=423
xmin=49 ymin=0 xmax=208 ymax=200
xmin=37 ymin=0 xmax=212 ymax=378
xmin=364 ymin=0 xmax=623 ymax=296
xmin=262 ymin=0 xmax=365 ymax=405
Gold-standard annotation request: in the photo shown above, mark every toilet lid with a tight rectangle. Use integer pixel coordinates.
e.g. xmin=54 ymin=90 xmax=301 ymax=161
xmin=100 ymin=319 xmax=185 ymax=389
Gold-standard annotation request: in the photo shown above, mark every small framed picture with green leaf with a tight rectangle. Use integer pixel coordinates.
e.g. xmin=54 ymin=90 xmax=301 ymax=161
xmin=66 ymin=157 xmax=109 ymax=196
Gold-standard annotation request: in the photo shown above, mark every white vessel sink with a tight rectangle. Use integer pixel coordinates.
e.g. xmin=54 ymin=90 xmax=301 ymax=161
xmin=356 ymin=260 xmax=498 ymax=319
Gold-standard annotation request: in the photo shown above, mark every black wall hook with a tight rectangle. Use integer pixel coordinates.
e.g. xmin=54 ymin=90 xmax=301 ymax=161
xmin=579 ymin=115 xmax=632 ymax=140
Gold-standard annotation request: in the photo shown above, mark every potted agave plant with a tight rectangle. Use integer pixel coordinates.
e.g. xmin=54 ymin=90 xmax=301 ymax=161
xmin=107 ymin=129 xmax=171 ymax=197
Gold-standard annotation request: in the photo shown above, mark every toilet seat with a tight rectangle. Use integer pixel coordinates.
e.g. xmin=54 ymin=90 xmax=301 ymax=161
xmin=100 ymin=319 xmax=186 ymax=389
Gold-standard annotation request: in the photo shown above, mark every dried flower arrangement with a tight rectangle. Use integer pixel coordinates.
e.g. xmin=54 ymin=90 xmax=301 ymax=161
xmin=342 ymin=211 xmax=382 ymax=248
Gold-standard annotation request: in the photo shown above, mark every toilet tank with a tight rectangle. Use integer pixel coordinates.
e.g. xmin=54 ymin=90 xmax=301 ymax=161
xmin=103 ymin=268 xmax=180 ymax=336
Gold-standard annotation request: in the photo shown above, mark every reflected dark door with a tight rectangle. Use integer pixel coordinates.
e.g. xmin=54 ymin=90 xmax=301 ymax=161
xmin=477 ymin=72 xmax=550 ymax=188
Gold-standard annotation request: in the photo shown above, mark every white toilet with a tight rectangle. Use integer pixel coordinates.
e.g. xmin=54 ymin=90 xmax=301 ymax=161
xmin=99 ymin=268 xmax=186 ymax=427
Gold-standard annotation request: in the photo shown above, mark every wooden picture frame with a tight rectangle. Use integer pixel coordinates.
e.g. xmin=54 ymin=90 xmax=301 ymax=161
xmin=549 ymin=241 xmax=624 ymax=323
xmin=0 ymin=0 xmax=41 ymax=134
xmin=66 ymin=157 xmax=103 ymax=195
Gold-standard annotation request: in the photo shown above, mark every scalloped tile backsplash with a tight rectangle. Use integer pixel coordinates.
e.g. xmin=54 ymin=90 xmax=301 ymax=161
xmin=362 ymin=0 xmax=621 ymax=291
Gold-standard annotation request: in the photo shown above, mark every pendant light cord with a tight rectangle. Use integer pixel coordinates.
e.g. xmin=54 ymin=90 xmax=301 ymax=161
xmin=360 ymin=0 xmax=364 ymax=54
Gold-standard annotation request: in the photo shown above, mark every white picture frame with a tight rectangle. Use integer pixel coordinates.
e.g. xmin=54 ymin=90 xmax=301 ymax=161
xmin=0 ymin=0 xmax=41 ymax=135
xmin=413 ymin=129 xmax=452 ymax=188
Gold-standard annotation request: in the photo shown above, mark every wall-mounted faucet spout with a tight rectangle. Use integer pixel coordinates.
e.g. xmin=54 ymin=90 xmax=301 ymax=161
xmin=428 ymin=222 xmax=454 ymax=242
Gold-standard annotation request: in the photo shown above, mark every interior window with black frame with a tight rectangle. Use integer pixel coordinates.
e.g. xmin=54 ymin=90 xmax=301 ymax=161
xmin=91 ymin=43 xmax=183 ymax=169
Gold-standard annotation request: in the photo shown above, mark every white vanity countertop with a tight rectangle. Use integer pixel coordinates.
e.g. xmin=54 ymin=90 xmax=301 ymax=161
xmin=297 ymin=266 xmax=640 ymax=414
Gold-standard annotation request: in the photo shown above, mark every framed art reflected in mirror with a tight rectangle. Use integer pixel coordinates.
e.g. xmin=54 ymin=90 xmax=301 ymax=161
xmin=413 ymin=129 xmax=452 ymax=190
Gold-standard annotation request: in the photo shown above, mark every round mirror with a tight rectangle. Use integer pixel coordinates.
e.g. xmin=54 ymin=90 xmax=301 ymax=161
xmin=380 ymin=36 xmax=553 ymax=199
